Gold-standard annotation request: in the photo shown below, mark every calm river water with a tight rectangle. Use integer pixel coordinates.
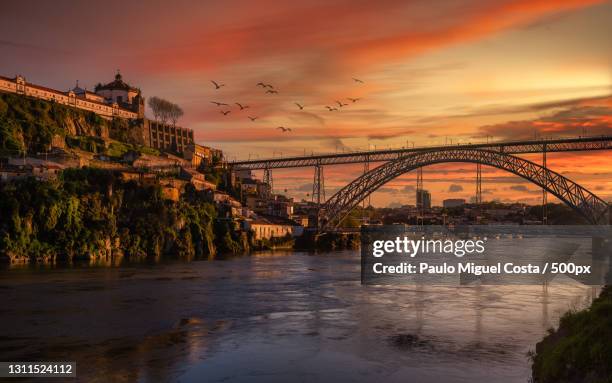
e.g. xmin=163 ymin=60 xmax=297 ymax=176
xmin=0 ymin=250 xmax=598 ymax=383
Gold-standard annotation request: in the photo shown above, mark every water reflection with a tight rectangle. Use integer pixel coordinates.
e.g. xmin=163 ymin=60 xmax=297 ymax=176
xmin=0 ymin=251 xmax=597 ymax=382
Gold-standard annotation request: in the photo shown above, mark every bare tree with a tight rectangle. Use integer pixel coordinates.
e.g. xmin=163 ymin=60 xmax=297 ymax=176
xmin=147 ymin=96 xmax=163 ymax=121
xmin=170 ymin=104 xmax=184 ymax=127
xmin=148 ymin=96 xmax=183 ymax=126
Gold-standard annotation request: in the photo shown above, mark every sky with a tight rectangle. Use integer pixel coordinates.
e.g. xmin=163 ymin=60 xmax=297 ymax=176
xmin=1 ymin=0 xmax=610 ymax=206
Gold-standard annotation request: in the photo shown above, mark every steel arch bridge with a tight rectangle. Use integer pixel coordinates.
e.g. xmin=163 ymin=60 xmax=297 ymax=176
xmin=319 ymin=148 xmax=609 ymax=231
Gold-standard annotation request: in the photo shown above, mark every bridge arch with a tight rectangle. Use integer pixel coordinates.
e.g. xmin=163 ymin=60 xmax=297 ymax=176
xmin=320 ymin=148 xmax=608 ymax=230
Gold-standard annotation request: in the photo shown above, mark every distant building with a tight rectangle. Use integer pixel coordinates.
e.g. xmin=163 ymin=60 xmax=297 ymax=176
xmin=147 ymin=120 xmax=194 ymax=154
xmin=241 ymin=178 xmax=259 ymax=195
xmin=179 ymin=167 xmax=216 ymax=191
xmin=443 ymin=198 xmax=466 ymax=208
xmin=236 ymin=169 xmax=252 ymax=178
xmin=94 ymin=72 xmax=144 ymax=117
xmin=245 ymin=195 xmax=268 ymax=214
xmin=1 ymin=159 xmax=65 ymax=182
xmin=416 ymin=189 xmax=431 ymax=210
xmin=268 ymin=195 xmax=294 ymax=218
xmin=245 ymin=215 xmax=304 ymax=240
xmin=0 ymin=72 xmax=204 ymax=155
xmin=293 ymin=200 xmax=321 ymax=227
xmin=183 ymin=143 xmax=223 ymax=168
xmin=211 ymin=191 xmax=243 ymax=218
xmin=71 ymin=82 xmax=105 ymax=103
xmin=0 ymin=74 xmax=138 ymax=119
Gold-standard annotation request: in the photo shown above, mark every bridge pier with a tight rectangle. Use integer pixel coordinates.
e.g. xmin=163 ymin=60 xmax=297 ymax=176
xmin=542 ymin=144 xmax=548 ymax=224
xmin=312 ymin=162 xmax=325 ymax=231
xmin=263 ymin=167 xmax=273 ymax=198
xmin=475 ymin=163 xmax=482 ymax=205
xmin=416 ymin=167 xmax=424 ymax=225
xmin=362 ymin=156 xmax=370 ymax=224
xmin=312 ymin=162 xmax=325 ymax=205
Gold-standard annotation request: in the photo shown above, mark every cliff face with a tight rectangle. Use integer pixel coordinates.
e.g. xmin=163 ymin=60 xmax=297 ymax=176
xmin=0 ymin=168 xmax=223 ymax=264
xmin=62 ymin=113 xmax=109 ymax=138
xmin=0 ymin=92 xmax=145 ymax=155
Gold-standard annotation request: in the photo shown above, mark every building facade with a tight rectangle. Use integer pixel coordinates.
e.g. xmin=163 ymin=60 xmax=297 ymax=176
xmin=0 ymin=74 xmax=138 ymax=120
xmin=416 ymin=189 xmax=432 ymax=210
xmin=93 ymin=73 xmax=145 ymax=118
xmin=1 ymin=72 xmax=208 ymax=156
xmin=443 ymin=198 xmax=466 ymax=208
xmin=147 ymin=120 xmax=194 ymax=154
xmin=183 ymin=143 xmax=223 ymax=167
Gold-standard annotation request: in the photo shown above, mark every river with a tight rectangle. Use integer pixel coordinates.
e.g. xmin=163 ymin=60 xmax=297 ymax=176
xmin=0 ymin=250 xmax=598 ymax=383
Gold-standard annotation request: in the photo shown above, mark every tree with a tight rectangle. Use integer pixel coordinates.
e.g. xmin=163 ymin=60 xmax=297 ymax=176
xmin=159 ymin=99 xmax=173 ymax=125
xmin=147 ymin=96 xmax=163 ymax=122
xmin=170 ymin=104 xmax=184 ymax=127
xmin=148 ymin=97 xmax=183 ymax=127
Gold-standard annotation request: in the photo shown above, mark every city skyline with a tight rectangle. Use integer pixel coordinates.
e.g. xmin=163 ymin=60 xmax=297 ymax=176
xmin=1 ymin=0 xmax=610 ymax=206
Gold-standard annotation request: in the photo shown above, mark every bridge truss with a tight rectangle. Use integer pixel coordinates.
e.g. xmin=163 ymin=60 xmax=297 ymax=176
xmin=319 ymin=148 xmax=609 ymax=230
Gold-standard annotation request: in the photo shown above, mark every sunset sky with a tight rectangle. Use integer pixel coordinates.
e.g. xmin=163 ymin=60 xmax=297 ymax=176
xmin=1 ymin=0 xmax=610 ymax=206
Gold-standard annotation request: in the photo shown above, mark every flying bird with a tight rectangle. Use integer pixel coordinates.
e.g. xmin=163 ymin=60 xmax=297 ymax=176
xmin=336 ymin=100 xmax=348 ymax=107
xmin=256 ymin=82 xmax=267 ymax=88
xmin=266 ymin=89 xmax=278 ymax=94
xmin=295 ymin=102 xmax=304 ymax=110
xmin=347 ymin=97 xmax=360 ymax=103
xmin=277 ymin=127 xmax=292 ymax=132
xmin=325 ymin=106 xmax=338 ymax=111
xmin=352 ymin=77 xmax=364 ymax=83
xmin=264 ymin=83 xmax=274 ymax=89
xmin=248 ymin=116 xmax=259 ymax=121
xmin=235 ymin=102 xmax=250 ymax=110
xmin=210 ymin=101 xmax=228 ymax=106
xmin=211 ymin=80 xmax=225 ymax=89
xmin=220 ymin=110 xmax=231 ymax=116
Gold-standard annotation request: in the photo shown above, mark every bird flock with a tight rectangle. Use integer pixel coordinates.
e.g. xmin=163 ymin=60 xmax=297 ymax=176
xmin=209 ymin=77 xmax=365 ymax=133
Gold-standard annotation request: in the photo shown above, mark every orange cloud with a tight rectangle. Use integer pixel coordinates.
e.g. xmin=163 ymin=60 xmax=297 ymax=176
xmin=344 ymin=0 xmax=605 ymax=66
xmin=479 ymin=95 xmax=612 ymax=139
xmin=137 ymin=0 xmax=606 ymax=77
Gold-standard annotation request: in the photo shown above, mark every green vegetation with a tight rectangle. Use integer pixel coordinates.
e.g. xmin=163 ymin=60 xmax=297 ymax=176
xmin=0 ymin=168 xmax=249 ymax=263
xmin=0 ymin=92 xmax=111 ymax=154
xmin=213 ymin=220 xmax=250 ymax=254
xmin=0 ymin=93 xmax=161 ymax=160
xmin=106 ymin=141 xmax=129 ymax=157
xmin=0 ymin=93 xmax=70 ymax=155
xmin=531 ymin=285 xmax=612 ymax=383
xmin=65 ymin=135 xmax=107 ymax=153
xmin=106 ymin=141 xmax=160 ymax=158
xmin=253 ymin=233 xmax=295 ymax=250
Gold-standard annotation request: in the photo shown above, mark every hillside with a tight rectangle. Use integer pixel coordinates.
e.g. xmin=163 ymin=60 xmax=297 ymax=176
xmin=0 ymin=168 xmax=250 ymax=263
xmin=531 ymin=285 xmax=612 ymax=383
xmin=0 ymin=92 xmax=149 ymax=157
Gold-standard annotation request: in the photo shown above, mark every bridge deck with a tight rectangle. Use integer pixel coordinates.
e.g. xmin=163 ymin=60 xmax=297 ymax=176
xmin=230 ymin=136 xmax=612 ymax=169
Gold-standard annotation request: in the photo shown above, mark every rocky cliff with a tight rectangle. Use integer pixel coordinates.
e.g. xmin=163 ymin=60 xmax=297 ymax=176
xmin=0 ymin=92 xmax=145 ymax=155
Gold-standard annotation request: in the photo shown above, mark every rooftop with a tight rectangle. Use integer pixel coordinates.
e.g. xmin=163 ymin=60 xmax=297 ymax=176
xmin=95 ymin=73 xmax=138 ymax=92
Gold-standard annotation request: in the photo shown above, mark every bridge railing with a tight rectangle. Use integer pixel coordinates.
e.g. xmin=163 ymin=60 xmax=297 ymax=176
xmin=229 ymin=135 xmax=612 ymax=169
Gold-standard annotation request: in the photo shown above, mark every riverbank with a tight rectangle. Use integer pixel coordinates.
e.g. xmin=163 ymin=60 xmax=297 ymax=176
xmin=0 ymin=168 xmax=360 ymax=264
xmin=0 ymin=168 xmax=246 ymax=263
xmin=531 ymin=285 xmax=612 ymax=383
